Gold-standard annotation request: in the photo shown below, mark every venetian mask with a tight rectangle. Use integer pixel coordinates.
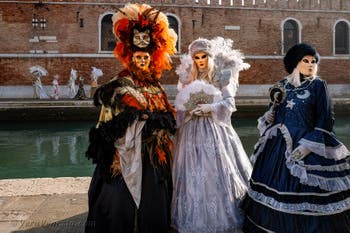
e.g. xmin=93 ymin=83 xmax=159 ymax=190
xmin=132 ymin=51 xmax=151 ymax=71
xmin=297 ymin=55 xmax=317 ymax=77
xmin=193 ymin=52 xmax=209 ymax=70
xmin=133 ymin=29 xmax=151 ymax=48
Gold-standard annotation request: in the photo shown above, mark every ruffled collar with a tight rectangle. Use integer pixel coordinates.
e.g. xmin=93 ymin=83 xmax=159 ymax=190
xmin=120 ymin=66 xmax=160 ymax=85
xmin=286 ymin=68 xmax=315 ymax=87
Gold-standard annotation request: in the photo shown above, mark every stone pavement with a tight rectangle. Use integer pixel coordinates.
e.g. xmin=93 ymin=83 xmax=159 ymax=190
xmin=0 ymin=177 xmax=90 ymax=233
xmin=0 ymin=177 xmax=179 ymax=233
xmin=1 ymin=193 xmax=88 ymax=233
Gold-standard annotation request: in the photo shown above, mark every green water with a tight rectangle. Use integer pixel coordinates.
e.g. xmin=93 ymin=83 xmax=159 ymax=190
xmin=0 ymin=122 xmax=95 ymax=179
xmin=235 ymin=116 xmax=350 ymax=155
xmin=0 ymin=117 xmax=349 ymax=179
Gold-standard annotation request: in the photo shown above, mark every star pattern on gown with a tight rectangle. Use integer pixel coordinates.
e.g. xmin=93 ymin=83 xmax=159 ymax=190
xmin=286 ymin=99 xmax=295 ymax=110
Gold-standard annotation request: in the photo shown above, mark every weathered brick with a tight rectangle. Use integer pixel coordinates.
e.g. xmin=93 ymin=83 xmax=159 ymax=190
xmin=0 ymin=0 xmax=349 ymax=86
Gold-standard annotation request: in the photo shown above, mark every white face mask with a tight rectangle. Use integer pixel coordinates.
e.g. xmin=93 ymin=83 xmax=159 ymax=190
xmin=296 ymin=55 xmax=317 ymax=77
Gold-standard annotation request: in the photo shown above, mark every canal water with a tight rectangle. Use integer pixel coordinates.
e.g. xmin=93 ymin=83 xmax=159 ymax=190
xmin=0 ymin=117 xmax=349 ymax=179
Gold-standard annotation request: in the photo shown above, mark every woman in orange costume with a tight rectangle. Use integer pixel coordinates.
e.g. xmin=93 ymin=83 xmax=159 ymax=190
xmin=85 ymin=4 xmax=177 ymax=233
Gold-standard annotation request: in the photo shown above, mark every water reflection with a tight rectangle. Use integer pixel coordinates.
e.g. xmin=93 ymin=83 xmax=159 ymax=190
xmin=35 ymin=136 xmax=45 ymax=163
xmin=68 ymin=135 xmax=78 ymax=164
xmin=52 ymin=136 xmax=60 ymax=157
xmin=0 ymin=122 xmax=95 ymax=179
xmin=0 ymin=118 xmax=349 ymax=179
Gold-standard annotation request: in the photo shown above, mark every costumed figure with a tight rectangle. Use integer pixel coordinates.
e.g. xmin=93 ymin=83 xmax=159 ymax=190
xmin=171 ymin=37 xmax=252 ymax=233
xmin=52 ymin=74 xmax=60 ymax=100
xmin=68 ymin=68 xmax=77 ymax=98
xmin=90 ymin=67 xmax=103 ymax=97
xmin=242 ymin=43 xmax=350 ymax=233
xmin=29 ymin=65 xmax=49 ymax=99
xmin=74 ymin=76 xmax=87 ymax=100
xmin=85 ymin=3 xmax=177 ymax=233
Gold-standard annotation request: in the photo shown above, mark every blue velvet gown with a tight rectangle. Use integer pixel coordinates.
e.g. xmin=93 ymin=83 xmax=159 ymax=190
xmin=243 ymin=77 xmax=350 ymax=233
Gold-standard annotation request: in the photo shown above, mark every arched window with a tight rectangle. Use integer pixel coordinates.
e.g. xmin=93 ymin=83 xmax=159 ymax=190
xmin=283 ymin=19 xmax=300 ymax=54
xmin=99 ymin=13 xmax=115 ymax=52
xmin=166 ymin=14 xmax=180 ymax=53
xmin=334 ymin=21 xmax=349 ymax=55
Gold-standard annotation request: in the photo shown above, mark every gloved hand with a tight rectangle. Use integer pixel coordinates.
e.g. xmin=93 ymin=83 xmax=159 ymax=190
xmin=292 ymin=145 xmax=311 ymax=160
xmin=263 ymin=109 xmax=275 ymax=124
xmin=191 ymin=104 xmax=212 ymax=116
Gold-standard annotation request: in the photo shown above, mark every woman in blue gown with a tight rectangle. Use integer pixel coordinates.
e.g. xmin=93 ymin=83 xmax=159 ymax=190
xmin=243 ymin=43 xmax=350 ymax=233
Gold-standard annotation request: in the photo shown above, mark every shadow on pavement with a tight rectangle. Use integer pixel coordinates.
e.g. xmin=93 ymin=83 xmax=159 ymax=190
xmin=13 ymin=213 xmax=87 ymax=233
xmin=12 ymin=212 xmax=179 ymax=233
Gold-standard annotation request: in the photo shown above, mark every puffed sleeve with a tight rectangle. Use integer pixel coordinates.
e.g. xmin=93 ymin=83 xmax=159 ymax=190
xmin=298 ymin=79 xmax=349 ymax=160
xmin=210 ymin=76 xmax=237 ymax=127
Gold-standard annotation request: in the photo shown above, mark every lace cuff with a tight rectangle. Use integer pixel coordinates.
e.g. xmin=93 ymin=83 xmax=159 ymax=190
xmin=298 ymin=127 xmax=350 ymax=161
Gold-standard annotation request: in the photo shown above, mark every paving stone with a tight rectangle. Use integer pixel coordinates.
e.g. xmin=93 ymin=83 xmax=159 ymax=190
xmin=18 ymin=194 xmax=88 ymax=231
xmin=0 ymin=196 xmax=13 ymax=210
xmin=16 ymin=213 xmax=87 ymax=233
xmin=4 ymin=196 xmax=47 ymax=212
xmin=0 ymin=210 xmax=32 ymax=221
xmin=0 ymin=220 xmax=24 ymax=233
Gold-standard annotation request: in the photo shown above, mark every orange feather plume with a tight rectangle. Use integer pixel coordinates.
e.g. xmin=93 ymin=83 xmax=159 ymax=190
xmin=112 ymin=3 xmax=177 ymax=78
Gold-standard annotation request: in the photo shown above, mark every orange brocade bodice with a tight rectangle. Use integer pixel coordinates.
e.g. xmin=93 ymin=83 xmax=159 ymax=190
xmin=121 ymin=78 xmax=175 ymax=114
xmin=108 ymin=77 xmax=175 ymax=176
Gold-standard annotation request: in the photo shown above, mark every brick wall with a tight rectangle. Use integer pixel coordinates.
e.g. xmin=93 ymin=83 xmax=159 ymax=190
xmin=0 ymin=0 xmax=349 ymax=87
xmin=0 ymin=56 xmax=180 ymax=85
xmin=1 ymin=56 xmax=348 ymax=87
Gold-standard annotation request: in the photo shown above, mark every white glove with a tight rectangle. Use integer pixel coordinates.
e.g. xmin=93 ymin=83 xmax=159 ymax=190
xmin=263 ymin=110 xmax=275 ymax=124
xmin=292 ymin=145 xmax=311 ymax=160
xmin=191 ymin=104 xmax=212 ymax=116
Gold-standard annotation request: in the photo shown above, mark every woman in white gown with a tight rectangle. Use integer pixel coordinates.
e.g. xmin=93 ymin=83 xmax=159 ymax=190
xmin=29 ymin=65 xmax=49 ymax=99
xmin=171 ymin=37 xmax=252 ymax=233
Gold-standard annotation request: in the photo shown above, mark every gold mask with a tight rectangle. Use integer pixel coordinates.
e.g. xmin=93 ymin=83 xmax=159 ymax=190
xmin=133 ymin=29 xmax=151 ymax=48
xmin=132 ymin=51 xmax=151 ymax=71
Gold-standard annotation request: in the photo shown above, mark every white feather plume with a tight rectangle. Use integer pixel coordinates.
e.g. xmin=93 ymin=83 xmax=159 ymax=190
xmin=174 ymin=80 xmax=222 ymax=111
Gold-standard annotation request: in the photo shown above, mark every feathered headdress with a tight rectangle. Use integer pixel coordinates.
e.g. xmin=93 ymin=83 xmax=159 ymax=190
xmin=176 ymin=37 xmax=250 ymax=96
xmin=112 ymin=3 xmax=177 ymax=78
